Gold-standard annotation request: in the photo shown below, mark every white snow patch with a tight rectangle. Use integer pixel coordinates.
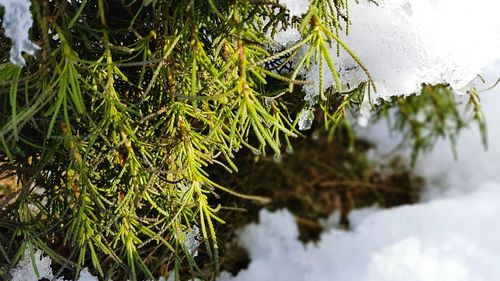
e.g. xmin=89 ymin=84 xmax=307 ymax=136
xmin=10 ymin=248 xmax=98 ymax=281
xmin=11 ymin=249 xmax=54 ymax=281
xmin=365 ymin=237 xmax=478 ymax=281
xmin=219 ymin=183 xmax=500 ymax=281
xmin=77 ymin=268 xmax=99 ymax=281
xmin=339 ymin=0 xmax=500 ymax=99
xmin=272 ymin=27 xmax=302 ymax=51
xmin=0 ymin=0 xmax=40 ymax=66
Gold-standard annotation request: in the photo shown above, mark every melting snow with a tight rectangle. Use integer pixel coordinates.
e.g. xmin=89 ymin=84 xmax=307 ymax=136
xmin=304 ymin=0 xmax=500 ymax=100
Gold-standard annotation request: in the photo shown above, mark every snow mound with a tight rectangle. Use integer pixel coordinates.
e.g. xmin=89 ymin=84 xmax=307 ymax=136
xmin=220 ymin=183 xmax=500 ymax=281
xmin=302 ymin=0 xmax=500 ymax=111
xmin=341 ymin=0 xmax=500 ymax=96
xmin=0 ymin=0 xmax=40 ymax=66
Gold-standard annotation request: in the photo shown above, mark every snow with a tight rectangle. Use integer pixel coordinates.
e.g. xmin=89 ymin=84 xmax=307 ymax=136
xmin=219 ymin=182 xmax=500 ymax=281
xmin=299 ymin=0 xmax=500 ymax=128
xmin=185 ymin=225 xmax=201 ymax=257
xmin=417 ymin=60 xmax=500 ymax=199
xmin=298 ymin=106 xmax=315 ymax=131
xmin=11 ymin=249 xmax=54 ymax=281
xmin=335 ymin=0 xmax=500 ymax=99
xmin=76 ymin=268 xmax=99 ymax=281
xmin=10 ymin=249 xmax=98 ymax=281
xmin=219 ymin=52 xmax=500 ymax=281
xmin=0 ymin=0 xmax=40 ymax=66
xmin=278 ymin=0 xmax=310 ymax=17
xmin=272 ymin=28 xmax=301 ymax=49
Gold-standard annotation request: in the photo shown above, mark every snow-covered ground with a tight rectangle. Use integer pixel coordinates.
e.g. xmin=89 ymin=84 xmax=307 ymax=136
xmin=219 ymin=185 xmax=500 ymax=281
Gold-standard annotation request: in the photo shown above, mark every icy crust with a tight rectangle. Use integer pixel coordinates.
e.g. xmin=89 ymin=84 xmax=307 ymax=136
xmin=0 ymin=0 xmax=40 ymax=66
xmin=219 ymin=183 xmax=500 ymax=281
